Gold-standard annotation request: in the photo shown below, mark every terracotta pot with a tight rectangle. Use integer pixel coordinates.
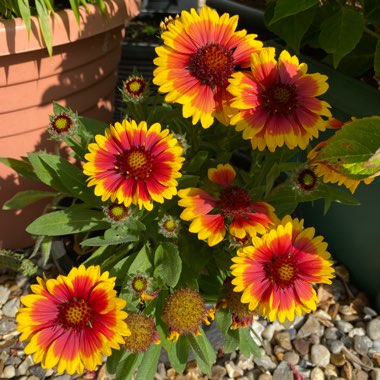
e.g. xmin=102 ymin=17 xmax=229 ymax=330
xmin=0 ymin=0 xmax=140 ymax=249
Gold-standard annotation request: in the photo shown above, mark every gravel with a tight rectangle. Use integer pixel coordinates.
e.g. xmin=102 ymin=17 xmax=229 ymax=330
xmin=1 ymin=264 xmax=380 ymax=379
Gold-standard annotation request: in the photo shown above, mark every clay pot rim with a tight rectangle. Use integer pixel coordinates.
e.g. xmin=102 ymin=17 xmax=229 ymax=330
xmin=0 ymin=0 xmax=140 ymax=55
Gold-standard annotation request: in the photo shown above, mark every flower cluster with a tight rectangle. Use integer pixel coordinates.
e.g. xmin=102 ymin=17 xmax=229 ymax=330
xmin=9 ymin=5 xmax=380 ymax=378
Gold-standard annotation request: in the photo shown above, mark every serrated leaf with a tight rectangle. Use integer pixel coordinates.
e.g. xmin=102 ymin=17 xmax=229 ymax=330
xmin=3 ymin=190 xmax=57 ymax=210
xmin=319 ymin=8 xmax=365 ymax=67
xmin=269 ymin=0 xmax=317 ymax=25
xmin=311 ymin=116 xmax=380 ymax=180
xmin=135 ymin=344 xmax=161 ymax=380
xmin=375 ymin=39 xmax=380 ymax=78
xmin=154 ymin=243 xmax=182 ymax=287
xmin=26 ymin=209 xmax=108 ymax=236
xmin=267 ymin=6 xmax=316 ymax=53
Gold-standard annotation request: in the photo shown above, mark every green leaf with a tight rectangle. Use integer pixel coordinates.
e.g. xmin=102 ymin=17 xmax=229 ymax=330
xmin=154 ymin=242 xmax=182 ymax=287
xmin=35 ymin=0 xmax=53 ymax=56
xmin=215 ymin=308 xmax=232 ymax=335
xmin=311 ymin=116 xmax=380 ymax=180
xmin=185 ymin=151 xmax=209 ymax=173
xmin=319 ymin=8 xmax=365 ymax=67
xmin=36 ymin=153 xmax=101 ymax=206
xmin=27 ymin=153 xmax=68 ymax=193
xmin=375 ymin=39 xmax=380 ymax=79
xmin=266 ymin=4 xmax=316 ymax=52
xmin=178 ymin=174 xmax=200 ymax=188
xmin=115 ymin=352 xmax=143 ymax=380
xmin=26 ymin=209 xmax=108 ymax=236
xmin=187 ymin=330 xmax=216 ymax=377
xmin=269 ymin=0 xmax=317 ymax=25
xmin=17 ymin=0 xmax=31 ymax=35
xmin=2 ymin=190 xmax=57 ymax=210
xmin=239 ymin=328 xmax=261 ymax=357
xmin=223 ymin=328 xmax=240 ymax=354
xmin=0 ymin=157 xmax=38 ymax=181
xmin=106 ymin=347 xmax=126 ymax=374
xmin=135 ymin=344 xmax=161 ymax=380
xmin=128 ymin=244 xmax=153 ymax=274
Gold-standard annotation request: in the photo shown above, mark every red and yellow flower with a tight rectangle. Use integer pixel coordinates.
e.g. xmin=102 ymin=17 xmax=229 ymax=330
xmin=178 ymin=163 xmax=277 ymax=246
xmin=83 ymin=119 xmax=184 ymax=211
xmin=153 ymin=6 xmax=263 ymax=129
xmin=228 ymin=47 xmax=331 ymax=151
xmin=16 ymin=265 xmax=130 ymax=375
xmin=231 ymin=216 xmax=335 ymax=322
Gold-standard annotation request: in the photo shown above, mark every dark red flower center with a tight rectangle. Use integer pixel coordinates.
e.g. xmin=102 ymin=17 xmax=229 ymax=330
xmin=265 ymin=255 xmax=298 ymax=288
xmin=131 ymin=276 xmax=148 ymax=294
xmin=57 ymin=298 xmax=91 ymax=331
xmin=296 ymin=168 xmax=318 ymax=192
xmin=115 ymin=147 xmax=153 ymax=179
xmin=124 ymin=78 xmax=146 ymax=97
xmin=107 ymin=203 xmax=129 ymax=221
xmin=261 ymin=83 xmax=297 ymax=115
xmin=218 ymin=186 xmax=251 ymax=217
xmin=188 ymin=43 xmax=235 ymax=88
xmin=51 ymin=114 xmax=73 ymax=133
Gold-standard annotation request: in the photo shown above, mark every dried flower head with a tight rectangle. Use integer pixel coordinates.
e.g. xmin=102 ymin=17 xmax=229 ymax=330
xmin=173 ymin=133 xmax=189 ymax=155
xmin=158 ymin=215 xmax=181 ymax=238
xmin=124 ymin=313 xmax=160 ymax=353
xmin=162 ymin=288 xmax=214 ymax=342
xmin=48 ymin=111 xmax=78 ymax=140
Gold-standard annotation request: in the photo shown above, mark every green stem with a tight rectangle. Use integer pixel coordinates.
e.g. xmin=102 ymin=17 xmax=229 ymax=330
xmin=364 ymin=26 xmax=380 ymax=39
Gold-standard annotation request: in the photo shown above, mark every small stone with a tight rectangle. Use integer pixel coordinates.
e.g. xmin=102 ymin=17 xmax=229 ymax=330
xmin=167 ymin=368 xmax=176 ymax=379
xmin=251 ymin=321 xmax=265 ymax=346
xmin=364 ymin=307 xmax=378 ymax=318
xmin=272 ymin=361 xmax=293 ymax=380
xmin=2 ymin=297 xmax=20 ymax=318
xmin=341 ymin=334 xmax=353 ymax=348
xmin=354 ymin=335 xmax=369 ymax=355
xmin=297 ymin=316 xmax=321 ymax=339
xmin=262 ymin=339 xmax=273 ymax=356
xmin=324 ymin=327 xmax=340 ymax=340
xmin=253 ymin=355 xmax=277 ymax=371
xmin=349 ymin=327 xmax=366 ymax=338
xmin=309 ymin=333 xmax=321 ymax=345
xmin=342 ymin=361 xmax=353 ymax=379
xmin=373 ymin=340 xmax=380 ymax=353
xmin=53 ymin=375 xmax=71 ymax=380
xmin=274 ymin=331 xmax=292 ymax=351
xmin=258 ymin=374 xmax=273 ymax=380
xmin=283 ymin=351 xmax=299 ymax=366
xmin=0 ymin=286 xmax=11 ymax=306
xmin=29 ymin=376 xmax=42 ymax=380
xmin=310 ymin=344 xmax=330 ymax=368
xmin=211 ymin=365 xmax=227 ymax=380
xmin=262 ymin=324 xmax=276 ymax=341
xmin=367 ymin=319 xmax=380 ymax=340
xmin=2 ymin=365 xmax=16 ymax=378
xmin=157 ymin=362 xmax=166 ymax=378
xmin=371 ymin=369 xmax=380 ymax=380
xmin=371 ymin=353 xmax=380 ymax=366
xmin=326 ymin=339 xmax=344 ymax=354
xmin=225 ymin=361 xmax=244 ymax=378
xmin=353 ymin=369 xmax=369 ymax=380
xmin=310 ymin=367 xmax=325 ymax=380
xmin=0 ymin=319 xmax=16 ymax=335
xmin=335 ymin=320 xmax=354 ymax=333
xmin=292 ymin=338 xmax=310 ymax=356
xmin=29 ymin=364 xmax=48 ymax=378
xmin=330 ymin=352 xmax=346 ymax=367
xmin=324 ymin=364 xmax=338 ymax=377
xmin=237 ymin=353 xmax=254 ymax=371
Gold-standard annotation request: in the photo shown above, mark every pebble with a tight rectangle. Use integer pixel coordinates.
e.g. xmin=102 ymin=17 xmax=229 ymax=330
xmin=262 ymin=324 xmax=276 ymax=341
xmin=364 ymin=307 xmax=378 ymax=318
xmin=2 ymin=365 xmax=16 ymax=378
xmin=0 ymin=319 xmax=16 ymax=335
xmin=0 ymin=286 xmax=11 ymax=306
xmin=310 ymin=367 xmax=325 ymax=380
xmin=324 ymin=363 xmax=338 ymax=377
xmin=2 ymin=298 xmax=20 ymax=318
xmin=258 ymin=374 xmax=272 ymax=380
xmin=354 ymin=335 xmax=370 ymax=355
xmin=211 ymin=365 xmax=226 ymax=380
xmin=367 ymin=319 xmax=380 ymax=340
xmin=310 ymin=344 xmax=331 ymax=368
xmin=274 ymin=331 xmax=292 ymax=351
xmin=225 ymin=361 xmax=244 ymax=378
xmin=349 ymin=327 xmax=366 ymax=337
xmin=330 ymin=352 xmax=346 ymax=367
xmin=324 ymin=326 xmax=340 ymax=340
xmin=272 ymin=361 xmax=293 ymax=380
xmin=253 ymin=355 xmax=277 ymax=371
xmin=297 ymin=316 xmax=321 ymax=338
xmin=335 ymin=320 xmax=354 ymax=333
xmin=372 ymin=369 xmax=380 ymax=380
xmin=326 ymin=339 xmax=344 ymax=354
xmin=283 ymin=351 xmax=299 ymax=366
xmin=251 ymin=321 xmax=265 ymax=346
xmin=292 ymin=338 xmax=310 ymax=356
